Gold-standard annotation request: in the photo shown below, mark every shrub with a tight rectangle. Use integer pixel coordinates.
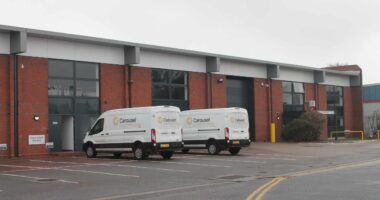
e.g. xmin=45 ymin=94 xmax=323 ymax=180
xmin=281 ymin=111 xmax=325 ymax=142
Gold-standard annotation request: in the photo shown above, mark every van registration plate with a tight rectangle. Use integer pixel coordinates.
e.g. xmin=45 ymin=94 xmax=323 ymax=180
xmin=160 ymin=144 xmax=170 ymax=148
xmin=232 ymin=141 xmax=240 ymax=145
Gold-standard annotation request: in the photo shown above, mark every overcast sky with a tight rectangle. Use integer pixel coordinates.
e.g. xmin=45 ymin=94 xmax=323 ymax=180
xmin=0 ymin=0 xmax=379 ymax=84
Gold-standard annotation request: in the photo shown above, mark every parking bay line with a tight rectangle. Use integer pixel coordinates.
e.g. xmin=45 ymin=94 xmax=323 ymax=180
xmin=0 ymin=173 xmax=79 ymax=184
xmin=150 ymin=160 xmax=232 ymax=168
xmin=174 ymin=156 xmax=266 ymax=164
xmin=30 ymin=159 xmax=190 ymax=173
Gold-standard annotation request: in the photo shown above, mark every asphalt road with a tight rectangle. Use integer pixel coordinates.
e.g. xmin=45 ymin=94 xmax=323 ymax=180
xmin=1 ymin=141 xmax=380 ymax=200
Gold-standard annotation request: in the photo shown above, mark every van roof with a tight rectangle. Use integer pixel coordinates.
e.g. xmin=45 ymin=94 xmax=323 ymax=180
xmin=102 ymin=106 xmax=180 ymax=115
xmin=181 ymin=107 xmax=247 ymax=114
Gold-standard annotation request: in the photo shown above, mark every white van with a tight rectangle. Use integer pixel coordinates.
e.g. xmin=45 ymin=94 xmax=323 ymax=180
xmin=83 ymin=106 xmax=183 ymax=160
xmin=180 ymin=107 xmax=251 ymax=155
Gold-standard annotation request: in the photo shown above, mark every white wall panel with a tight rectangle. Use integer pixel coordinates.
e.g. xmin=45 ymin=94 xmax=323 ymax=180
xmin=23 ymin=36 xmax=124 ymax=64
xmin=0 ymin=32 xmax=10 ymax=54
xmin=219 ymin=59 xmax=266 ymax=78
xmin=324 ymin=73 xmax=350 ymax=86
xmin=280 ymin=67 xmax=314 ymax=83
xmin=139 ymin=49 xmax=206 ymax=72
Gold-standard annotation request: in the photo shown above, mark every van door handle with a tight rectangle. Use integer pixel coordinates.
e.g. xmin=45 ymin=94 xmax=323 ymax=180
xmin=100 ymin=133 xmax=104 ymax=136
xmin=105 ymin=133 xmax=109 ymax=135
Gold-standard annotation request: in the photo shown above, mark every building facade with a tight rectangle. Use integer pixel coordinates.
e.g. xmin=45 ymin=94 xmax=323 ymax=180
xmin=363 ymin=84 xmax=380 ymax=137
xmin=0 ymin=25 xmax=363 ymax=157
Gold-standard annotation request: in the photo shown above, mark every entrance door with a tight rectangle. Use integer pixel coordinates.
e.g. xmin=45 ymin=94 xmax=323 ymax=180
xmin=227 ymin=77 xmax=255 ymax=140
xmin=48 ymin=115 xmax=74 ymax=152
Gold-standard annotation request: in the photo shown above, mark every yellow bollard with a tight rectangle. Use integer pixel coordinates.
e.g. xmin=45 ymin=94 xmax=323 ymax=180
xmin=270 ymin=123 xmax=276 ymax=143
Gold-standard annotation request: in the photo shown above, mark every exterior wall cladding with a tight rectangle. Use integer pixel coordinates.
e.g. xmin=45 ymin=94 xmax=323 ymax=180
xmin=0 ymin=27 xmax=363 ymax=157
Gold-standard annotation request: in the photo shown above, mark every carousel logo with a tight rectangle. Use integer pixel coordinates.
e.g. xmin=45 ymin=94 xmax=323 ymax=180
xmin=112 ymin=116 xmax=120 ymax=126
xmin=230 ymin=117 xmax=245 ymax=123
xmin=193 ymin=117 xmax=211 ymax=123
xmin=113 ymin=116 xmax=137 ymax=126
xmin=186 ymin=117 xmax=193 ymax=125
xmin=157 ymin=117 xmax=177 ymax=124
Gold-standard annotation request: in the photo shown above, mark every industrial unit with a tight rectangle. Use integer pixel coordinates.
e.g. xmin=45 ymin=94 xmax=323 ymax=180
xmin=0 ymin=24 xmax=363 ymax=157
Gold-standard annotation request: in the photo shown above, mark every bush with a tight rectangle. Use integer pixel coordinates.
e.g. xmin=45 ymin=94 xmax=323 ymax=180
xmin=281 ymin=111 xmax=325 ymax=142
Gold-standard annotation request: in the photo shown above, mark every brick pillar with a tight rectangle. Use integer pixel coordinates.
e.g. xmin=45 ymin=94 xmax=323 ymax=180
xmin=0 ymin=55 xmax=10 ymax=157
xmin=343 ymin=87 xmax=353 ymax=131
xmin=254 ymin=79 xmax=269 ymax=141
xmin=351 ymin=86 xmax=363 ymax=131
xmin=188 ymin=72 xmax=207 ymax=109
xmin=18 ymin=56 xmax=49 ymax=156
xmin=211 ymin=74 xmax=227 ymax=108
xmin=270 ymin=80 xmax=283 ymax=141
xmin=130 ymin=66 xmax=152 ymax=107
xmin=317 ymin=84 xmax=328 ymax=139
xmin=304 ymin=83 xmax=316 ymax=111
xmin=100 ymin=64 xmax=128 ymax=112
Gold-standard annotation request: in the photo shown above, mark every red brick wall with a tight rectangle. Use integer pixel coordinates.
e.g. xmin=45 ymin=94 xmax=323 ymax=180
xmin=351 ymin=86 xmax=363 ymax=131
xmin=188 ymin=72 xmax=207 ymax=109
xmin=271 ymin=80 xmax=283 ymax=140
xmin=100 ymin=64 xmax=127 ymax=112
xmin=316 ymin=85 xmax=328 ymax=139
xmin=254 ymin=79 xmax=269 ymax=141
xmin=18 ymin=56 xmax=49 ymax=156
xmin=304 ymin=83 xmax=315 ymax=111
xmin=343 ymin=87 xmax=353 ymax=131
xmin=130 ymin=66 xmax=152 ymax=107
xmin=0 ymin=55 xmax=10 ymax=157
xmin=211 ymin=74 xmax=227 ymax=108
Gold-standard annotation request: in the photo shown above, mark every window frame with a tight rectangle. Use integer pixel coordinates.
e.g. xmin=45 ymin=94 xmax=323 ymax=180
xmin=282 ymin=81 xmax=305 ymax=106
xmin=152 ymin=69 xmax=189 ymax=103
xmin=89 ymin=118 xmax=104 ymax=135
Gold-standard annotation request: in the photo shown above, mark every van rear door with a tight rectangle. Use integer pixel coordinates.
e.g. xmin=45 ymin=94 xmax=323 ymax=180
xmin=227 ymin=111 xmax=249 ymax=141
xmin=153 ymin=111 xmax=181 ymax=143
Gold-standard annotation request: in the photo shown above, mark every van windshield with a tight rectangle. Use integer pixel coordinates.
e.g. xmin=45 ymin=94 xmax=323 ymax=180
xmin=228 ymin=112 xmax=249 ymax=129
xmin=154 ymin=111 xmax=180 ymax=129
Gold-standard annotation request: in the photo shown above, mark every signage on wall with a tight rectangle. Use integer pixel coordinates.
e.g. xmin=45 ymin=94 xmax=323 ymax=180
xmin=28 ymin=135 xmax=45 ymax=145
xmin=46 ymin=142 xmax=54 ymax=149
xmin=0 ymin=144 xmax=7 ymax=151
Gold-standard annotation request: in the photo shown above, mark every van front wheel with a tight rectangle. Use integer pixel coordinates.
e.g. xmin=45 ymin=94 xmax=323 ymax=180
xmin=207 ymin=141 xmax=220 ymax=155
xmin=133 ymin=144 xmax=147 ymax=160
xmin=86 ymin=145 xmax=97 ymax=158
xmin=160 ymin=151 xmax=174 ymax=159
xmin=229 ymin=147 xmax=241 ymax=155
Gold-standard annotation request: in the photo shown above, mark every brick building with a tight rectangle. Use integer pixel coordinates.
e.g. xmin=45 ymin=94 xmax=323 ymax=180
xmin=0 ymin=25 xmax=363 ymax=157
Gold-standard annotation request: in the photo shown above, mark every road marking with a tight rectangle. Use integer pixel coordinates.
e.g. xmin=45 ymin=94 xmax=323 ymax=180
xmin=246 ymin=158 xmax=380 ymax=200
xmin=0 ymin=173 xmax=79 ymax=184
xmin=151 ymin=160 xmax=232 ymax=168
xmin=0 ymin=164 xmax=51 ymax=170
xmin=254 ymin=153 xmax=313 ymax=158
xmin=31 ymin=159 xmax=190 ymax=173
xmin=59 ymin=168 xmax=139 ymax=178
xmin=174 ymin=156 xmax=265 ymax=164
xmin=0 ymin=189 xmax=3 ymax=192
xmin=92 ymin=181 xmax=232 ymax=200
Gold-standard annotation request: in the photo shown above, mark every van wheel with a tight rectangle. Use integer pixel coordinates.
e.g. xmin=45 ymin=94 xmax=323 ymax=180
xmin=160 ymin=151 xmax=174 ymax=159
xmin=229 ymin=147 xmax=241 ymax=155
xmin=133 ymin=144 xmax=147 ymax=160
xmin=113 ymin=153 xmax=122 ymax=158
xmin=207 ymin=141 xmax=220 ymax=155
xmin=86 ymin=145 xmax=97 ymax=158
xmin=181 ymin=149 xmax=190 ymax=153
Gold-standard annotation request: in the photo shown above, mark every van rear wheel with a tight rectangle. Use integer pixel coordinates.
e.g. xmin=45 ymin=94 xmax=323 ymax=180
xmin=229 ymin=147 xmax=241 ymax=155
xmin=133 ymin=144 xmax=147 ymax=160
xmin=207 ymin=141 xmax=220 ymax=155
xmin=86 ymin=145 xmax=97 ymax=158
xmin=160 ymin=151 xmax=174 ymax=159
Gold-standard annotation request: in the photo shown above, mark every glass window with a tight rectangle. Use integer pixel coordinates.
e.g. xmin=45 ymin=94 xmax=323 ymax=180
xmin=76 ymin=62 xmax=99 ymax=79
xmin=48 ymin=79 xmax=74 ymax=96
xmin=171 ymin=71 xmax=186 ymax=84
xmin=293 ymin=93 xmax=304 ymax=105
xmin=293 ymin=83 xmax=304 ymax=93
xmin=76 ymin=81 xmax=99 ymax=97
xmin=76 ymin=99 xmax=99 ymax=114
xmin=90 ymin=118 xmax=104 ymax=135
xmin=153 ymin=85 xmax=170 ymax=99
xmin=283 ymin=93 xmax=292 ymax=105
xmin=48 ymin=60 xmax=74 ymax=78
xmin=282 ymin=82 xmax=292 ymax=92
xmin=152 ymin=70 xmax=169 ymax=83
xmin=48 ymin=98 xmax=73 ymax=114
xmin=171 ymin=87 xmax=187 ymax=100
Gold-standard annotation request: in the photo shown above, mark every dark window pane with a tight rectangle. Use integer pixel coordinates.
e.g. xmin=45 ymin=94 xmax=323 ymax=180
xmin=153 ymin=85 xmax=170 ymax=99
xmin=76 ymin=81 xmax=99 ymax=97
xmin=292 ymin=94 xmax=304 ymax=105
xmin=48 ymin=79 xmax=74 ymax=96
xmin=49 ymin=98 xmax=73 ymax=114
xmin=152 ymin=70 xmax=169 ymax=83
xmin=282 ymin=82 xmax=292 ymax=92
xmin=171 ymin=87 xmax=187 ymax=100
xmin=76 ymin=62 xmax=99 ymax=79
xmin=283 ymin=93 xmax=292 ymax=105
xmin=171 ymin=71 xmax=186 ymax=84
xmin=48 ymin=60 xmax=74 ymax=78
xmin=90 ymin=118 xmax=104 ymax=135
xmin=76 ymin=99 xmax=99 ymax=114
xmin=293 ymin=83 xmax=304 ymax=93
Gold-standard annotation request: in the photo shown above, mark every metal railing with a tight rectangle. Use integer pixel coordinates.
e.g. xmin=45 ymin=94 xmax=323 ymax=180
xmin=329 ymin=130 xmax=364 ymax=141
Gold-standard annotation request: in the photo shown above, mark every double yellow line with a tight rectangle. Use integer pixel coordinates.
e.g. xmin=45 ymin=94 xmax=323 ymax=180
xmin=245 ymin=176 xmax=286 ymax=200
